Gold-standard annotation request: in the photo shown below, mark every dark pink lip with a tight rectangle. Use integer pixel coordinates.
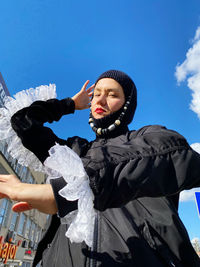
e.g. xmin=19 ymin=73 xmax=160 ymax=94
xmin=95 ymin=108 xmax=106 ymax=114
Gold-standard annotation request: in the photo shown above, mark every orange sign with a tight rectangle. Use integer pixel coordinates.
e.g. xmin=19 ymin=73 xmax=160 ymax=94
xmin=0 ymin=236 xmax=18 ymax=264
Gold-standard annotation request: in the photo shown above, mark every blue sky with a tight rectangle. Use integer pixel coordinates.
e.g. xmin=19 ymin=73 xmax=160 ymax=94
xmin=0 ymin=0 xmax=200 ymax=241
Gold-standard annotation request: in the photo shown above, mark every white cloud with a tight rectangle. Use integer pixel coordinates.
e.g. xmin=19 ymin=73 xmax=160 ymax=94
xmin=179 ymin=143 xmax=200 ymax=202
xmin=175 ymin=26 xmax=200 ymax=119
xmin=179 ymin=188 xmax=200 ymax=202
xmin=175 ymin=27 xmax=200 ymax=202
xmin=191 ymin=143 xmax=200 ymax=153
xmin=194 ymin=27 xmax=200 ymax=41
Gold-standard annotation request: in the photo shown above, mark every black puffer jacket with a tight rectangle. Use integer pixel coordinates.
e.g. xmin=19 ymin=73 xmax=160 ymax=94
xmin=11 ymin=98 xmax=200 ymax=267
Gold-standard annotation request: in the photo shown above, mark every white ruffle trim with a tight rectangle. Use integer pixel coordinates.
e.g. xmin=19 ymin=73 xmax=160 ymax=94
xmin=0 ymin=84 xmax=57 ymax=172
xmin=44 ymin=143 xmax=96 ymax=247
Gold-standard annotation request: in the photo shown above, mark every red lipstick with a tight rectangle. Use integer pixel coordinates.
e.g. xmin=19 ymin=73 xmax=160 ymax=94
xmin=95 ymin=108 xmax=105 ymax=114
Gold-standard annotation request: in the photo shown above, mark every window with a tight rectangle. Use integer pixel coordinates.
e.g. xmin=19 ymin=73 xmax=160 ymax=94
xmin=1 ymin=143 xmax=9 ymax=159
xmin=35 ymin=226 xmax=42 ymax=243
xmin=0 ymin=199 xmax=12 ymax=227
xmin=0 ymin=140 xmax=6 ymax=154
xmin=0 ymin=199 xmax=7 ymax=225
xmin=10 ymin=158 xmax=17 ymax=170
xmin=15 ymin=162 xmax=23 ymax=177
xmin=24 ymin=218 xmax=31 ymax=239
xmin=2 ymin=200 xmax=12 ymax=227
xmin=22 ymin=262 xmax=31 ymax=267
xmin=29 ymin=221 xmax=36 ymax=241
xmin=0 ymin=84 xmax=6 ymax=101
xmin=9 ymin=212 xmax=19 ymax=232
xmin=27 ymin=172 xmax=34 ymax=184
xmin=17 ymin=213 xmax=27 ymax=236
xmin=20 ymin=166 xmax=28 ymax=182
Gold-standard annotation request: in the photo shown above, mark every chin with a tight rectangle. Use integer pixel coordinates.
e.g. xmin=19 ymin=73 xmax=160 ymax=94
xmin=93 ymin=114 xmax=105 ymax=119
xmin=92 ymin=112 xmax=108 ymax=119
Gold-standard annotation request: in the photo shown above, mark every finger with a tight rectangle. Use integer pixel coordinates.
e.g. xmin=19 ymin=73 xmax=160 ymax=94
xmin=81 ymin=80 xmax=90 ymax=92
xmin=0 ymin=174 xmax=11 ymax=181
xmin=86 ymin=84 xmax=95 ymax=93
xmin=88 ymin=92 xmax=93 ymax=97
xmin=12 ymin=202 xmax=33 ymax=212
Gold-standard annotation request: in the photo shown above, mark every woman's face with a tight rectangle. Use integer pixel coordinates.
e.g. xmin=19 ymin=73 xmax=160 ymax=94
xmin=91 ymin=78 xmax=125 ymax=119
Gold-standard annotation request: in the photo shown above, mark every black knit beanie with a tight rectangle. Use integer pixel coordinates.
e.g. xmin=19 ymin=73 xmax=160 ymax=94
xmin=89 ymin=70 xmax=137 ymax=136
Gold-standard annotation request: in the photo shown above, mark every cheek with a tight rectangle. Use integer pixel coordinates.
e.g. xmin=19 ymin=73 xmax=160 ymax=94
xmin=90 ymin=100 xmax=96 ymax=115
xmin=91 ymin=99 xmax=95 ymax=109
xmin=109 ymin=99 xmax=124 ymax=112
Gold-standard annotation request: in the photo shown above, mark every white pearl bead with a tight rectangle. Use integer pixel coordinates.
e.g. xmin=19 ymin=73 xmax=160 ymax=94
xmin=97 ymin=128 xmax=102 ymax=135
xmin=115 ymin=120 xmax=121 ymax=126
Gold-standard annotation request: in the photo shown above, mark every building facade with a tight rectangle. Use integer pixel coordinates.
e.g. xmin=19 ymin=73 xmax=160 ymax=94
xmin=0 ymin=73 xmax=48 ymax=267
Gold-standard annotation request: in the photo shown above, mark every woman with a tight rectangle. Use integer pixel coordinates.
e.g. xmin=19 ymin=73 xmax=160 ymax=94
xmin=0 ymin=70 xmax=200 ymax=266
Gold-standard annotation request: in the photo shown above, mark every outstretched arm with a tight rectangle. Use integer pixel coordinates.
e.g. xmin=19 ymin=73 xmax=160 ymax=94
xmin=0 ymin=174 xmax=57 ymax=214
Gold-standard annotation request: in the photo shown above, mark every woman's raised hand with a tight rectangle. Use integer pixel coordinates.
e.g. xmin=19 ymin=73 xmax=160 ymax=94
xmin=72 ymin=80 xmax=94 ymax=110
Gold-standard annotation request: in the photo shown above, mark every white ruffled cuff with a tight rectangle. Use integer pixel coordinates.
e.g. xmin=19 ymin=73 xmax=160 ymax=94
xmin=44 ymin=143 xmax=96 ymax=247
xmin=0 ymin=84 xmax=57 ymax=172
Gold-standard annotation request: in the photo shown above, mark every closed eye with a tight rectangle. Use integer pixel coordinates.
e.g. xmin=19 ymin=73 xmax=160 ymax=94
xmin=108 ymin=94 xmax=117 ymax=97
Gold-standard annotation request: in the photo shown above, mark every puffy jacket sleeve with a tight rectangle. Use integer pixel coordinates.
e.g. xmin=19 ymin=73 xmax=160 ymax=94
xmin=87 ymin=126 xmax=200 ymax=211
xmin=11 ymin=98 xmax=75 ymax=163
xmin=11 ymin=97 xmax=91 ymax=218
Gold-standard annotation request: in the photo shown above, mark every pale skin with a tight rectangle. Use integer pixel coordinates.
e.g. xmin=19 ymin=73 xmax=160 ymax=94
xmin=0 ymin=78 xmax=125 ymax=215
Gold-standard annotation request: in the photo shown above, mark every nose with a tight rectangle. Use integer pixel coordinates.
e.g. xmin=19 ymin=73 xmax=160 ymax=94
xmin=96 ymin=94 xmax=107 ymax=106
